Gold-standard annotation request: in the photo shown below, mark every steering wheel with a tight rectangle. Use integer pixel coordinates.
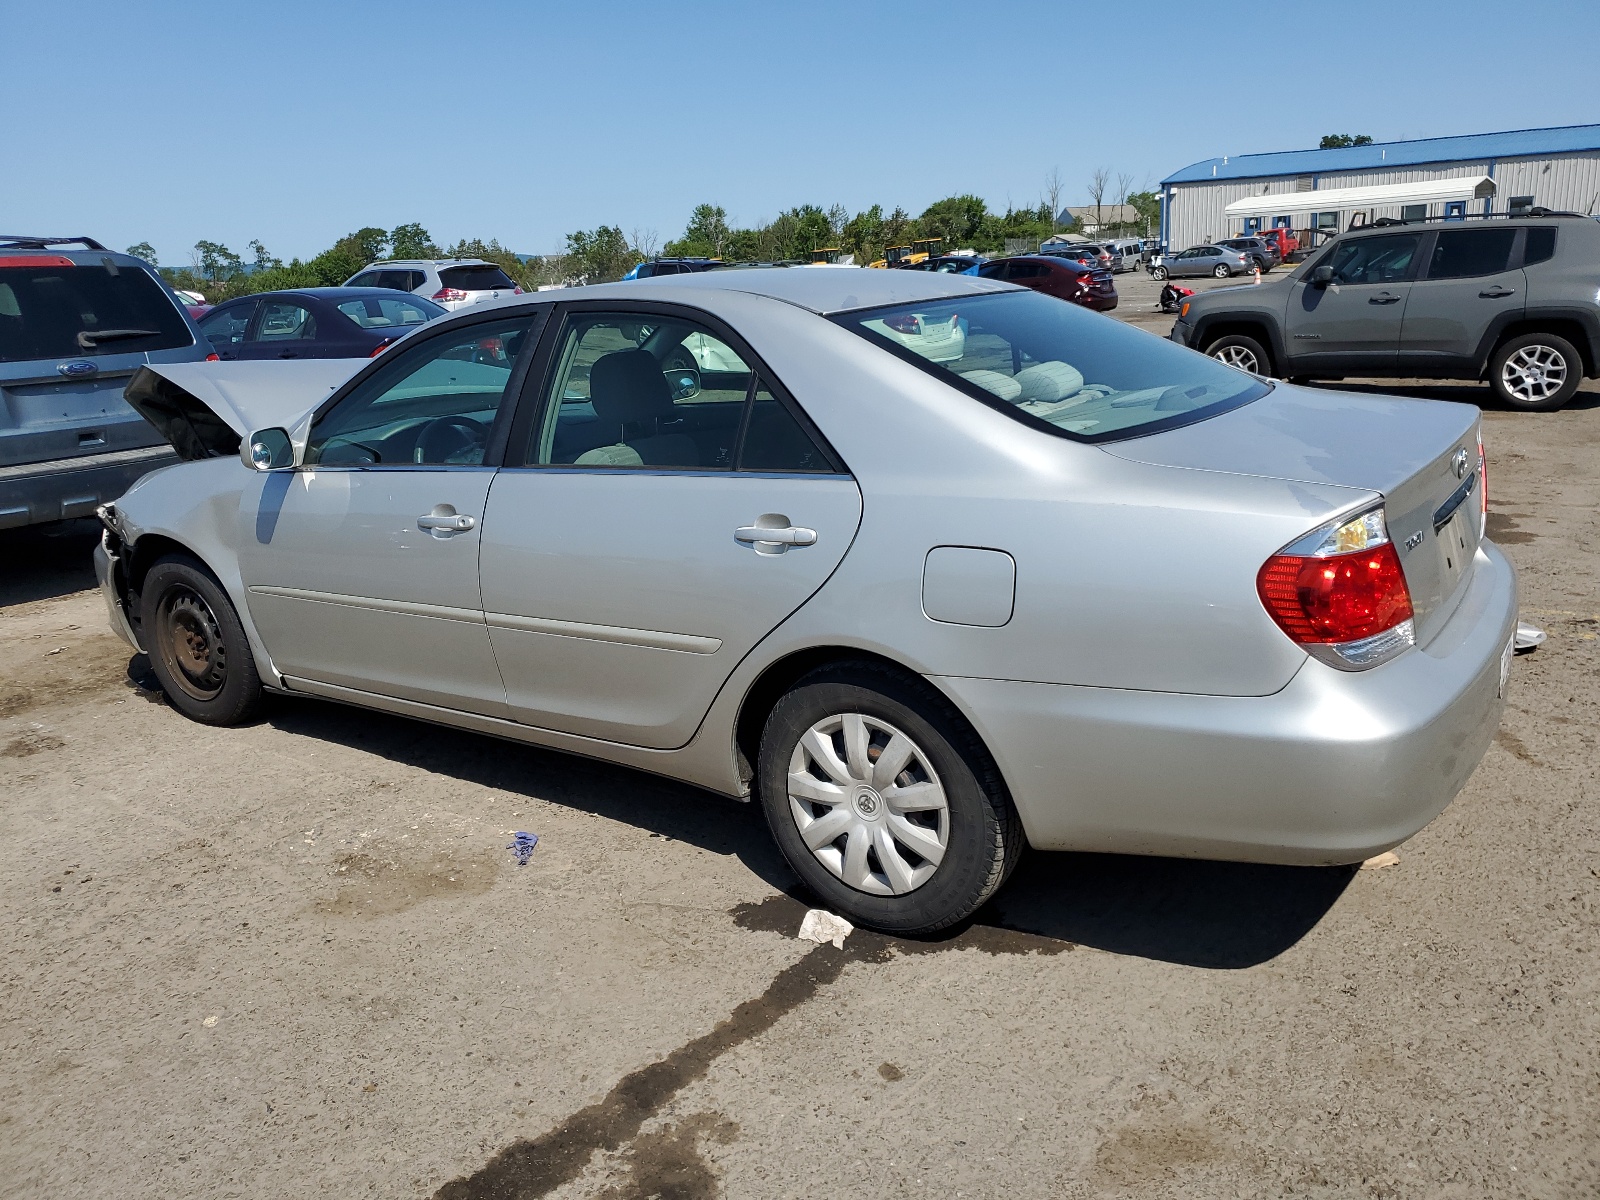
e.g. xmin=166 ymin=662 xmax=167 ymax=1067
xmin=415 ymin=415 xmax=489 ymax=464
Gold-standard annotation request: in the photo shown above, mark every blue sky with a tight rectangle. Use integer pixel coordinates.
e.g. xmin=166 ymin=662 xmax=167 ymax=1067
xmin=6 ymin=0 xmax=1598 ymax=265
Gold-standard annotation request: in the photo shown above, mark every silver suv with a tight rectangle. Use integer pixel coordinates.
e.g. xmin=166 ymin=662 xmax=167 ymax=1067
xmin=344 ymin=258 xmax=520 ymax=311
xmin=1 ymin=236 xmax=209 ymax=530
xmin=1172 ymin=213 xmax=1600 ymax=411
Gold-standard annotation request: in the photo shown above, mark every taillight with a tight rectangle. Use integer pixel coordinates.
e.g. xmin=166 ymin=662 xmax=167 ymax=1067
xmin=0 ymin=255 xmax=74 ymax=268
xmin=432 ymin=287 xmax=467 ymax=302
xmin=1257 ymin=506 xmax=1415 ymax=670
xmin=884 ymin=315 xmax=921 ymax=334
xmin=369 ymin=339 xmax=393 ymax=357
xmin=205 ymin=352 xmax=219 ymax=362
xmin=1476 ymin=430 xmax=1488 ymax=534
xmin=513 ymin=286 xmax=524 ymax=295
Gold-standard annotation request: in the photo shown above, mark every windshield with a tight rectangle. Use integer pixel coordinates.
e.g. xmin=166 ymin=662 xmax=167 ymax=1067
xmin=835 ymin=290 xmax=1269 ymax=442
xmin=0 ymin=261 xmax=192 ymax=362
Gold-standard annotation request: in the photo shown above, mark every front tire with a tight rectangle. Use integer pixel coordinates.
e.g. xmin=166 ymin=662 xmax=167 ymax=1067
xmin=1490 ymin=332 xmax=1582 ymax=411
xmin=1206 ymin=333 xmax=1272 ymax=376
xmin=756 ymin=663 xmax=1021 ymax=935
xmin=139 ymin=554 xmax=264 ymax=725
xmin=1151 ymin=265 xmax=1169 ymax=280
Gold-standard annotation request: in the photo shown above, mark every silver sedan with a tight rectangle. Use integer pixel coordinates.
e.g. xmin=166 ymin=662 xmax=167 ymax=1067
xmin=101 ymin=268 xmax=1516 ymax=933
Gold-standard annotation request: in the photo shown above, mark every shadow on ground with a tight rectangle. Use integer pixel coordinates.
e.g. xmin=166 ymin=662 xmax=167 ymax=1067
xmin=0 ymin=521 xmax=101 ymax=607
xmin=267 ymin=695 xmax=1353 ymax=970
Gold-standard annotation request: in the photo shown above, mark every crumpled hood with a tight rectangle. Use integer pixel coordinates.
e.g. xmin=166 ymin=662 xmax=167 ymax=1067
xmin=123 ymin=360 xmax=359 ymax=461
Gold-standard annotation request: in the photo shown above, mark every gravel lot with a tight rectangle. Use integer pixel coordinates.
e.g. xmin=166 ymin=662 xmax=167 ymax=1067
xmin=2 ymin=283 xmax=1597 ymax=1198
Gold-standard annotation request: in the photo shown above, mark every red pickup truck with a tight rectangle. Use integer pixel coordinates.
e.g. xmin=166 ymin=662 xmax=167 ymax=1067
xmin=1255 ymin=227 xmax=1301 ymax=260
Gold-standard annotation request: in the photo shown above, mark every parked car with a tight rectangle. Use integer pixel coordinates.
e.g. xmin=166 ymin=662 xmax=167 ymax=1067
xmin=905 ymin=255 xmax=987 ymax=275
xmin=197 ymin=288 xmax=445 ymax=361
xmin=1152 ymin=245 xmax=1253 ymax=279
xmin=1042 ymin=245 xmax=1103 ymax=270
xmin=344 ymin=259 xmax=521 ymax=311
xmin=103 ymin=267 xmax=1513 ymax=934
xmin=624 ymin=258 xmax=727 ymax=279
xmin=1103 ymin=238 xmax=1145 ymax=272
xmin=1255 ymin=227 xmax=1301 ymax=261
xmin=976 ymin=255 xmax=1118 ymax=311
xmin=1218 ymin=237 xmax=1279 ymax=271
xmin=0 ymin=235 xmax=211 ymax=530
xmin=1171 ymin=213 xmax=1599 ymax=410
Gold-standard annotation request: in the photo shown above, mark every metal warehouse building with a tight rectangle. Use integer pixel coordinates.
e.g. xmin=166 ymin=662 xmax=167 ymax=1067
xmin=1161 ymin=123 xmax=1600 ymax=252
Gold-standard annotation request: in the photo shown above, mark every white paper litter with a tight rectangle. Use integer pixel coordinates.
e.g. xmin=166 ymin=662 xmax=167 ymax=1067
xmin=1514 ymin=622 xmax=1547 ymax=653
xmin=797 ymin=909 xmax=854 ymax=949
xmin=1360 ymin=851 xmax=1400 ymax=871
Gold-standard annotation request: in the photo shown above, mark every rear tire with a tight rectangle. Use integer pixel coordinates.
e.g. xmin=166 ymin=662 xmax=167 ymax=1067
xmin=139 ymin=554 xmax=264 ymax=725
xmin=756 ymin=662 xmax=1022 ymax=935
xmin=1206 ymin=334 xmax=1272 ymax=376
xmin=1489 ymin=332 xmax=1582 ymax=412
xmin=1212 ymin=264 xmax=1232 ymax=278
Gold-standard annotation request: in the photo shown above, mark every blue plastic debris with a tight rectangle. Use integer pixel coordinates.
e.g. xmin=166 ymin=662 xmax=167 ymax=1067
xmin=507 ymin=831 xmax=539 ymax=867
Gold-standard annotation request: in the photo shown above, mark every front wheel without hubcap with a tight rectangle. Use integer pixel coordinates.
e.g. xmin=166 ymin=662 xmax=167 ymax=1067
xmin=139 ymin=554 xmax=264 ymax=725
xmin=757 ymin=664 xmax=1022 ymax=934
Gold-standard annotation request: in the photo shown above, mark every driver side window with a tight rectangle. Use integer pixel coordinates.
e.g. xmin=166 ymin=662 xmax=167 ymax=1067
xmin=305 ymin=317 xmax=533 ymax=466
xmin=1326 ymin=233 xmax=1421 ymax=285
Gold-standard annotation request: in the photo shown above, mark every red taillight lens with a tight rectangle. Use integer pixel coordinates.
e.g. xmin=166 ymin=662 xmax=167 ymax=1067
xmin=369 ymin=339 xmax=392 ymax=357
xmin=1258 ymin=543 xmax=1414 ymax=644
xmin=884 ymin=315 xmax=920 ymax=334
xmin=205 ymin=352 xmax=220 ymax=362
xmin=513 ymin=286 xmax=524 ymax=295
xmin=1477 ymin=431 xmax=1488 ymax=521
xmin=431 ymin=287 xmax=467 ymax=302
xmin=0 ymin=255 xmax=74 ymax=268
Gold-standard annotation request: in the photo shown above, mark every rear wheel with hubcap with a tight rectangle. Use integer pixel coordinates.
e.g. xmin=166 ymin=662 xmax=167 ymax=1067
xmin=757 ymin=663 xmax=1021 ymax=934
xmin=1490 ymin=332 xmax=1581 ymax=411
xmin=1206 ymin=333 xmax=1272 ymax=376
xmin=139 ymin=554 xmax=264 ymax=725
xmin=1212 ymin=263 xmax=1232 ymax=278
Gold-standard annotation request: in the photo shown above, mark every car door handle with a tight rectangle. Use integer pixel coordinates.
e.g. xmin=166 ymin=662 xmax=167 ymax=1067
xmin=277 ymin=351 xmax=300 ymax=358
xmin=1479 ymin=286 xmax=1516 ymax=298
xmin=1368 ymin=294 xmax=1401 ymax=304
xmin=735 ymin=523 xmax=817 ymax=547
xmin=418 ymin=512 xmax=475 ymax=532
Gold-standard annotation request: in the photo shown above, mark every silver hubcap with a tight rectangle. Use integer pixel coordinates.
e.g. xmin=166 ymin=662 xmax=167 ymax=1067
xmin=1214 ymin=345 xmax=1261 ymax=372
xmin=787 ymin=713 xmax=949 ymax=896
xmin=1501 ymin=344 xmax=1567 ymax=402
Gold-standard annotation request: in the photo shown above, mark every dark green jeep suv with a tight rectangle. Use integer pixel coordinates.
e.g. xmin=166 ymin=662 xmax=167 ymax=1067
xmin=1171 ymin=213 xmax=1600 ymax=411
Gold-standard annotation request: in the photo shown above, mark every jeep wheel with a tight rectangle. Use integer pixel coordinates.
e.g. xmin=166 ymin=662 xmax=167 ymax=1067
xmin=1207 ymin=334 xmax=1271 ymax=376
xmin=757 ymin=662 xmax=1022 ymax=935
xmin=139 ymin=554 xmax=265 ymax=725
xmin=1490 ymin=333 xmax=1581 ymax=412
xmin=1212 ymin=264 xmax=1232 ymax=278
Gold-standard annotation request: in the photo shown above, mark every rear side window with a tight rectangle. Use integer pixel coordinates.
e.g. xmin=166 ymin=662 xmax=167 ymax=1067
xmin=439 ymin=265 xmax=515 ymax=291
xmin=1523 ymin=227 xmax=1557 ymax=266
xmin=0 ymin=261 xmax=192 ymax=362
xmin=348 ymin=272 xmax=382 ymax=288
xmin=337 ymin=295 xmax=442 ymax=329
xmin=1427 ymin=229 xmax=1516 ymax=279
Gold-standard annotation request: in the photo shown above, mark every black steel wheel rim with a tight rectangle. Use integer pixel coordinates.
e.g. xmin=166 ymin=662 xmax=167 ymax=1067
xmin=157 ymin=585 xmax=228 ymax=701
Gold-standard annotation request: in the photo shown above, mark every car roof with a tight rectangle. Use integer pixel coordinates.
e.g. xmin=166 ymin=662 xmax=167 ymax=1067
xmin=596 ymin=265 xmax=1015 ymax=315
xmin=361 ymin=259 xmax=491 ymax=268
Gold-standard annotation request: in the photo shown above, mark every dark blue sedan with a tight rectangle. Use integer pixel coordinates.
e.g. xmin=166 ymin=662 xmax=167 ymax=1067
xmin=196 ymin=287 xmax=446 ymax=360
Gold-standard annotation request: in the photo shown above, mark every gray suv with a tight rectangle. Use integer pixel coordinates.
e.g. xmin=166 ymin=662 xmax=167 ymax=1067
xmin=1171 ymin=213 xmax=1600 ymax=411
xmin=1 ymin=236 xmax=210 ymax=530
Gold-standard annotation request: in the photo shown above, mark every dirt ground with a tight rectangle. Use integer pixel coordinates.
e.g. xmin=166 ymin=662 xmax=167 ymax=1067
xmin=2 ymin=303 xmax=1597 ymax=1197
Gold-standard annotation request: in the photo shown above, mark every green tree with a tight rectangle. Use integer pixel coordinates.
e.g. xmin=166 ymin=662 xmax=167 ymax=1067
xmin=125 ymin=241 xmax=158 ymax=267
xmin=565 ymin=225 xmax=639 ymax=283
xmin=1319 ymin=133 xmax=1374 ymax=149
xmin=840 ymin=204 xmax=885 ymax=264
xmin=389 ymin=222 xmax=439 ymax=259
xmin=192 ymin=240 xmax=243 ymax=283
xmin=1126 ymin=190 xmax=1161 ymax=234
xmin=664 ymin=203 xmax=732 ymax=259
xmin=916 ymin=194 xmax=989 ymax=247
xmin=247 ymin=239 xmax=281 ymax=272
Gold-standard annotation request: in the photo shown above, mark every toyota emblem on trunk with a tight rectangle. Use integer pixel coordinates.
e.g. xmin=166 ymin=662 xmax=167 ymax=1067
xmin=1451 ymin=448 xmax=1469 ymax=479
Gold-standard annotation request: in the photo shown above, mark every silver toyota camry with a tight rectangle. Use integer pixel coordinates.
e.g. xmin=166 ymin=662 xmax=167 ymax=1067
xmin=99 ymin=268 xmax=1517 ymax=933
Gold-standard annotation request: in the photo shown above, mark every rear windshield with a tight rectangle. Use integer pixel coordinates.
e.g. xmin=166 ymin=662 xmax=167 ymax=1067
xmin=439 ymin=265 xmax=515 ymax=291
xmin=0 ymin=261 xmax=192 ymax=362
xmin=337 ymin=294 xmax=445 ymax=329
xmin=835 ymin=290 xmax=1268 ymax=443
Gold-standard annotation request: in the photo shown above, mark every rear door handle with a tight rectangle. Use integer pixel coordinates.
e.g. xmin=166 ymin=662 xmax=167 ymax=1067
xmin=1479 ymin=287 xmax=1516 ymax=298
xmin=1368 ymin=294 xmax=1401 ymax=305
xmin=735 ymin=522 xmax=817 ymax=548
xmin=418 ymin=512 xmax=476 ymax=533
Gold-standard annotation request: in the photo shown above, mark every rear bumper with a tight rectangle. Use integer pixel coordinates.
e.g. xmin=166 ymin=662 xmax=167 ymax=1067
xmin=0 ymin=444 xmax=178 ymax=530
xmin=935 ymin=542 xmax=1517 ymax=865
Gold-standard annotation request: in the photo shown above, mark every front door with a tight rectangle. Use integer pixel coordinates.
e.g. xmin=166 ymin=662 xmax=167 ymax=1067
xmin=478 ymin=308 xmax=862 ymax=749
xmin=240 ymin=298 xmax=319 ymax=361
xmin=1282 ymin=231 xmax=1422 ymax=373
xmin=1399 ymin=226 xmax=1524 ymax=374
xmin=237 ymin=313 xmax=539 ymax=715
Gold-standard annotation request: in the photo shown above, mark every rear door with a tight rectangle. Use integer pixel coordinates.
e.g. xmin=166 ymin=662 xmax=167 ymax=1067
xmin=236 ymin=313 xmax=540 ymax=714
xmin=1398 ymin=226 xmax=1523 ymax=374
xmin=478 ymin=304 xmax=862 ymax=748
xmin=1282 ymin=231 xmax=1421 ymax=372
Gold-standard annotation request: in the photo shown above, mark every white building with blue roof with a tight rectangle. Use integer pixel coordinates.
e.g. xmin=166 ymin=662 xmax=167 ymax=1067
xmin=1160 ymin=123 xmax=1600 ymax=253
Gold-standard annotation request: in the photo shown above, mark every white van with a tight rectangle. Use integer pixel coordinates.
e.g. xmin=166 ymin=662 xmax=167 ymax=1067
xmin=1104 ymin=238 xmax=1145 ymax=272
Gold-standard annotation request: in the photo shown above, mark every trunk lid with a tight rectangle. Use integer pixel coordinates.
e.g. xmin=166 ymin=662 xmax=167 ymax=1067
xmin=123 ymin=360 xmax=360 ymax=461
xmin=1103 ymin=383 xmax=1484 ymax=646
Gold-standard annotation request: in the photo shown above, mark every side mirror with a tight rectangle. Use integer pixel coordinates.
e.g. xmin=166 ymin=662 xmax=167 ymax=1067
xmin=243 ymin=427 xmax=295 ymax=471
xmin=664 ymin=367 xmax=701 ymax=401
xmin=1310 ymin=265 xmax=1334 ymax=287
